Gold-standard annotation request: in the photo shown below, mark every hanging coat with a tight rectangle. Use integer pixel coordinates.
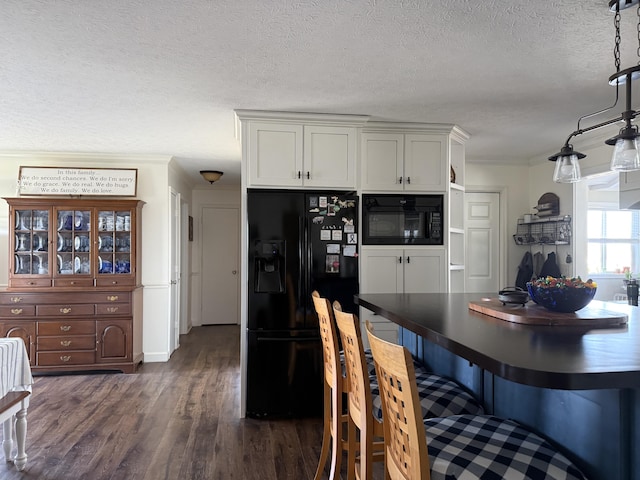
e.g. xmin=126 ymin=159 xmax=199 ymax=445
xmin=539 ymin=252 xmax=562 ymax=278
xmin=515 ymin=251 xmax=534 ymax=290
xmin=532 ymin=251 xmax=545 ymax=278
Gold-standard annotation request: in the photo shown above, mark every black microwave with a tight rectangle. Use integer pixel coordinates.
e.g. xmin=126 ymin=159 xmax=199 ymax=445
xmin=362 ymin=194 xmax=444 ymax=245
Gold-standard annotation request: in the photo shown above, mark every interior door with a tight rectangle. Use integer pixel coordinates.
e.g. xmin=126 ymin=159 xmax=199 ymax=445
xmin=202 ymin=206 xmax=239 ymax=325
xmin=465 ymin=192 xmax=500 ymax=293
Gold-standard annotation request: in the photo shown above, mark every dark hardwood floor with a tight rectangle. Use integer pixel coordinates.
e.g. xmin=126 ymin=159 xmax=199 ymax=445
xmin=0 ymin=325 xmax=342 ymax=480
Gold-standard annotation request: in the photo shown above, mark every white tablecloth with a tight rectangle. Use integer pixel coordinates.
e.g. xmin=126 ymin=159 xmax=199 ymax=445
xmin=0 ymin=338 xmax=33 ymax=397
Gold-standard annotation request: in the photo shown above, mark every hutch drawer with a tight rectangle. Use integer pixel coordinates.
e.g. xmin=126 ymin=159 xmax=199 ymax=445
xmin=0 ymin=306 xmax=36 ymax=317
xmin=9 ymin=279 xmax=52 ymax=289
xmin=53 ymin=278 xmax=95 ymax=288
xmin=37 ymin=351 xmax=95 ymax=366
xmin=36 ymin=304 xmax=95 ymax=317
xmin=37 ymin=335 xmax=96 ymax=351
xmin=37 ymin=321 xmax=96 ymax=336
xmin=96 ymin=304 xmax=131 ymax=316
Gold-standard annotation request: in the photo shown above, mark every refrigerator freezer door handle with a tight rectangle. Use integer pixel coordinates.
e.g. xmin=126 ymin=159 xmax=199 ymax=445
xmin=299 ymin=216 xmax=306 ymax=306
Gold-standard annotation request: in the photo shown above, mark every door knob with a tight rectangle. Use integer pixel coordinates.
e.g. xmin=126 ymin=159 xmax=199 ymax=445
xmin=232 ymin=270 xmax=237 ymax=275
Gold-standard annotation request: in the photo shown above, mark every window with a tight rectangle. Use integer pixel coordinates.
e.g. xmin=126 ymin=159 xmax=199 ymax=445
xmin=587 ymin=209 xmax=640 ymax=274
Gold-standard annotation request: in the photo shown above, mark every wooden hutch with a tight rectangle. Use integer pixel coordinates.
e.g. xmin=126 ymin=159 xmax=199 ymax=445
xmin=0 ymin=197 xmax=144 ymax=373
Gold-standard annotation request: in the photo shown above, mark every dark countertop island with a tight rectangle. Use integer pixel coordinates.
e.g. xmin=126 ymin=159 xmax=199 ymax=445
xmin=356 ymin=293 xmax=640 ymax=390
xmin=356 ymin=293 xmax=640 ymax=480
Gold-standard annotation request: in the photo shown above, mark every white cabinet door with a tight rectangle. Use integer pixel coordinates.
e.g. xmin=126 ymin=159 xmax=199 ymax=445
xmin=403 ymin=248 xmax=446 ymax=293
xmin=359 ymin=248 xmax=403 ymax=348
xmin=304 ymin=125 xmax=357 ymax=188
xmin=360 ymin=248 xmax=404 ymax=294
xmin=361 ymin=133 xmax=404 ymax=191
xmin=248 ymin=122 xmax=303 ymax=187
xmin=404 ymin=134 xmax=447 ymax=192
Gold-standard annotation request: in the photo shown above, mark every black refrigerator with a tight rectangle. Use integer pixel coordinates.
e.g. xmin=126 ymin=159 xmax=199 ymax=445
xmin=246 ymin=189 xmax=359 ymax=418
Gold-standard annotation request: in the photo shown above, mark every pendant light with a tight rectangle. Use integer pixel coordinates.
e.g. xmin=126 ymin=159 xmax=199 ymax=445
xmin=549 ymin=145 xmax=585 ymax=183
xmin=550 ymin=0 xmax=640 ymax=182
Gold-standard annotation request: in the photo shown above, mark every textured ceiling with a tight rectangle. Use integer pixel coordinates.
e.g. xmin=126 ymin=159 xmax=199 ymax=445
xmin=1 ymin=0 xmax=638 ymax=186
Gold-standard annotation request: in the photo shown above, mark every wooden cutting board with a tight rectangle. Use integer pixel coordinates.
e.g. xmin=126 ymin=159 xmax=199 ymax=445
xmin=468 ymin=298 xmax=628 ymax=326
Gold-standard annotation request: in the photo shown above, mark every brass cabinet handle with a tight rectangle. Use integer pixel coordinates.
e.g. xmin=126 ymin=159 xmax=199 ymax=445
xmin=60 ymin=340 xmax=72 ymax=347
xmin=60 ymin=355 xmax=71 ymax=362
xmin=60 ymin=325 xmax=72 ymax=332
xmin=10 ymin=308 xmax=23 ymax=315
xmin=10 ymin=297 xmax=23 ymax=303
xmin=60 ymin=307 xmax=72 ymax=314
xmin=106 ymin=307 xmax=119 ymax=313
xmin=107 ymin=295 xmax=119 ymax=302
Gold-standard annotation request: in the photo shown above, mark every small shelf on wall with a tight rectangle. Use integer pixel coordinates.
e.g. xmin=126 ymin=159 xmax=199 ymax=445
xmin=513 ymin=215 xmax=572 ymax=246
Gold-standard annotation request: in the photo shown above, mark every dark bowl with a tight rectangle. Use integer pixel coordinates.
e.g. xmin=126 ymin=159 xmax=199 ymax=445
xmin=526 ymin=282 xmax=597 ymax=313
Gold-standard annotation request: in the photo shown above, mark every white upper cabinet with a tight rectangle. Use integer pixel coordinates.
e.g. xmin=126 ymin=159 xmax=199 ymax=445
xmin=360 ymin=133 xmax=404 ymax=191
xmin=248 ymin=122 xmax=303 ymax=187
xmin=303 ymin=125 xmax=357 ymax=188
xmin=404 ymin=134 xmax=447 ymax=192
xmin=361 ymin=131 xmax=447 ymax=192
xmin=238 ymin=111 xmax=367 ymax=189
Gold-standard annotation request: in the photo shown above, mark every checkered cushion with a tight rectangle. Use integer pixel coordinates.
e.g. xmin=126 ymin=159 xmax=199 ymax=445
xmin=371 ymin=370 xmax=485 ymax=420
xmin=423 ymin=415 xmax=586 ymax=480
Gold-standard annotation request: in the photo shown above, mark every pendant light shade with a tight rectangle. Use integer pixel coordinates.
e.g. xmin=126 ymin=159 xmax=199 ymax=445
xmin=549 ymin=145 xmax=585 ymax=183
xmin=608 ymin=126 xmax=640 ymax=171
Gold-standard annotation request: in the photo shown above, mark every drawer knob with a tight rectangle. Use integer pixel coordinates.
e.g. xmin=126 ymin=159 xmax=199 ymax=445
xmin=10 ymin=297 xmax=23 ymax=303
xmin=60 ymin=355 xmax=71 ymax=362
xmin=106 ymin=307 xmax=119 ymax=313
xmin=107 ymin=295 xmax=119 ymax=302
xmin=60 ymin=325 xmax=72 ymax=332
xmin=60 ymin=307 xmax=72 ymax=314
xmin=10 ymin=308 xmax=23 ymax=315
xmin=60 ymin=340 xmax=72 ymax=347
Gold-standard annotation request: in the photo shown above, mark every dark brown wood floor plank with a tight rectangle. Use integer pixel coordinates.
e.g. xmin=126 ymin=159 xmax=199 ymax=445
xmin=242 ymin=419 xmax=278 ymax=480
xmin=270 ymin=419 xmax=310 ymax=479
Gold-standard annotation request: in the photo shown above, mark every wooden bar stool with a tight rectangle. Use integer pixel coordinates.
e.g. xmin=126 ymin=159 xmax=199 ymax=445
xmin=311 ymin=291 xmax=353 ymax=480
xmin=365 ymin=321 xmax=588 ymax=480
xmin=333 ymin=303 xmax=484 ymax=480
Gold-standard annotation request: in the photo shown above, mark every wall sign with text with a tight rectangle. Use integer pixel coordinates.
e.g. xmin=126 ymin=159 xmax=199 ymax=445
xmin=18 ymin=167 xmax=138 ymax=196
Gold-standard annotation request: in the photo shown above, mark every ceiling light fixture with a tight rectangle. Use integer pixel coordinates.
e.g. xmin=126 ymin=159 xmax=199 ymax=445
xmin=550 ymin=0 xmax=640 ymax=183
xmin=200 ymin=170 xmax=223 ymax=184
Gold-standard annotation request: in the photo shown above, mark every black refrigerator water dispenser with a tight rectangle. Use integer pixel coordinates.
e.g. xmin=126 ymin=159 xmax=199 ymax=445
xmin=254 ymin=240 xmax=285 ymax=293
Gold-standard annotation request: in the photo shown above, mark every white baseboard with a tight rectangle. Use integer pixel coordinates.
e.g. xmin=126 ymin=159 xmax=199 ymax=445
xmin=143 ymin=352 xmax=170 ymax=363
